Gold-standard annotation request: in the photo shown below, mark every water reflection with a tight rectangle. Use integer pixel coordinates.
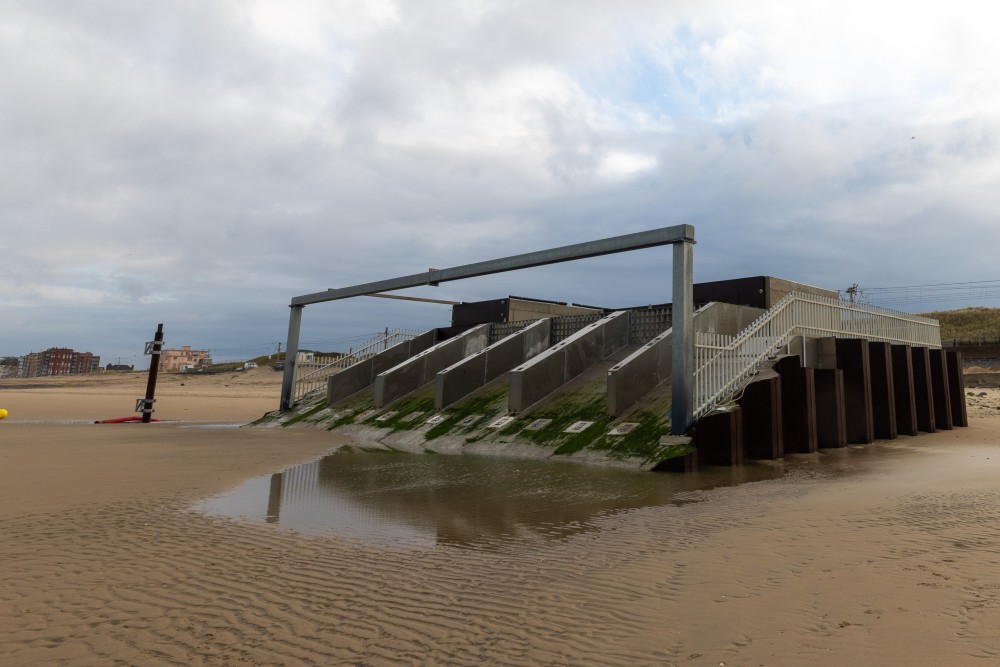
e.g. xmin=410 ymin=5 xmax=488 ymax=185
xmin=198 ymin=450 xmax=806 ymax=549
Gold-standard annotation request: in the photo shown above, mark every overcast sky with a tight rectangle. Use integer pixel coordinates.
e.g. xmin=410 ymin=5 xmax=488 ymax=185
xmin=3 ymin=0 xmax=999 ymax=366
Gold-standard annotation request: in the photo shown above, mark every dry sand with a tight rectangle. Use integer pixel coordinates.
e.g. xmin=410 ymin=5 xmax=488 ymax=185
xmin=2 ymin=373 xmax=1000 ymax=665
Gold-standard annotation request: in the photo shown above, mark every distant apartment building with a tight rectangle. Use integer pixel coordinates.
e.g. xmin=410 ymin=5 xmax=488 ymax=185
xmin=17 ymin=348 xmax=101 ymax=377
xmin=159 ymin=346 xmax=211 ymax=371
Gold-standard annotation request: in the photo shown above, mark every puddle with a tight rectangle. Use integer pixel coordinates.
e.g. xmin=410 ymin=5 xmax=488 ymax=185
xmin=196 ymin=449 xmax=801 ymax=549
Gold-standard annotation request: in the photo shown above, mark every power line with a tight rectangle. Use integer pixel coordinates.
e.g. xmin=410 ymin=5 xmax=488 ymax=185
xmin=851 ymin=279 xmax=1000 ymax=309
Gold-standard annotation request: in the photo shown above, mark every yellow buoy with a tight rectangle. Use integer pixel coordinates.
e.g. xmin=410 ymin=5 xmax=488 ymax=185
xmin=0 ymin=408 xmax=7 ymax=419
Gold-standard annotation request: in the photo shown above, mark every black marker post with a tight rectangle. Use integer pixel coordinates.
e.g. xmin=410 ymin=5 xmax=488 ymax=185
xmin=139 ymin=323 xmax=164 ymax=423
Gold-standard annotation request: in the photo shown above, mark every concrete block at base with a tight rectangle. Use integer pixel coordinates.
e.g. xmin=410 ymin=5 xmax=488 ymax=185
xmin=774 ymin=356 xmax=817 ymax=453
xmin=328 ymin=330 xmax=438 ymax=406
xmin=739 ymin=375 xmax=783 ymax=460
xmin=509 ymin=311 xmax=629 ymax=413
xmin=891 ymin=344 xmax=918 ymax=437
xmin=606 ymin=302 xmax=763 ymax=419
xmin=653 ymin=436 xmax=697 ymax=472
xmin=945 ymin=349 xmax=969 ymax=427
xmin=375 ymin=325 xmax=489 ymax=408
xmin=835 ymin=338 xmax=874 ymax=444
xmin=868 ymin=341 xmax=897 ymax=440
xmin=435 ymin=319 xmax=551 ymax=410
xmin=814 ymin=368 xmax=847 ymax=448
xmin=928 ymin=348 xmax=953 ymax=430
xmin=695 ymin=409 xmax=744 ymax=466
xmin=607 ymin=329 xmax=671 ymax=418
xmin=911 ymin=347 xmax=936 ymax=433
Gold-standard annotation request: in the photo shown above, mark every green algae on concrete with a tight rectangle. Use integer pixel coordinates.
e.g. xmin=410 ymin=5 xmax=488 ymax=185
xmin=261 ymin=370 xmax=690 ymax=468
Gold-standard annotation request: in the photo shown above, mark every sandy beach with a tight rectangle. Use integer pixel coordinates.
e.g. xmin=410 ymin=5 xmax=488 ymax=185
xmin=2 ymin=373 xmax=1000 ymax=665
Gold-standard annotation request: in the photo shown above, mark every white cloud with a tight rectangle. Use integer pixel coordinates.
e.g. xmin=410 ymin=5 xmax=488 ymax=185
xmin=2 ymin=0 xmax=1000 ymax=364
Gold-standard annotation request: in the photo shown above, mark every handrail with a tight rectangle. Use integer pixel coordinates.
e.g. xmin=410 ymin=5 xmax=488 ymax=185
xmin=693 ymin=292 xmax=941 ymax=420
xmin=293 ymin=328 xmax=423 ymax=401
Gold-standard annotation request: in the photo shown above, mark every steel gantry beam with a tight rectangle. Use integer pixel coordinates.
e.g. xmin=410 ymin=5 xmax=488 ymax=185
xmin=280 ymin=224 xmax=696 ymax=434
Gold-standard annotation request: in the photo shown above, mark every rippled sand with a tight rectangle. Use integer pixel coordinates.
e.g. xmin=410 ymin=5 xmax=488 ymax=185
xmin=2 ymin=377 xmax=1000 ymax=665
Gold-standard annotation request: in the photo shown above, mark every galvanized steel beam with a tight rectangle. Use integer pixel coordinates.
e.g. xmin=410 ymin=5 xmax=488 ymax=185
xmin=280 ymin=224 xmax=696 ymax=432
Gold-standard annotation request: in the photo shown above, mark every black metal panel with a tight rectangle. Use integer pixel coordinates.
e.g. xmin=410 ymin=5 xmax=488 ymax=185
xmin=692 ymin=277 xmax=768 ymax=309
xmin=451 ymin=298 xmax=509 ymax=327
xmin=836 ymin=338 xmax=874 ymax=444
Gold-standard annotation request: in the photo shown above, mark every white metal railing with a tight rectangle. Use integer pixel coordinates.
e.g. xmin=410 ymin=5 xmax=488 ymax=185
xmin=293 ymin=328 xmax=423 ymax=401
xmin=693 ymin=292 xmax=941 ymax=420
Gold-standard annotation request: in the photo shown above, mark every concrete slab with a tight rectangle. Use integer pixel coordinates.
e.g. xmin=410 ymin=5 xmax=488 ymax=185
xmin=509 ymin=311 xmax=630 ymax=413
xmin=606 ymin=302 xmax=764 ymax=418
xmin=327 ymin=329 xmax=438 ymax=406
xmin=374 ymin=325 xmax=489 ymax=408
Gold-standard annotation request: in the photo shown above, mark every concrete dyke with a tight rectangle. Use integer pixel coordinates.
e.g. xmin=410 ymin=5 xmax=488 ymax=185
xmin=509 ymin=311 xmax=630 ymax=413
xmin=434 ymin=319 xmax=552 ymax=410
xmin=814 ymin=368 xmax=847 ymax=448
xmin=946 ymin=350 xmax=969 ymax=427
xmin=911 ymin=347 xmax=937 ymax=433
xmin=606 ymin=303 xmax=764 ymax=418
xmin=738 ymin=374 xmax=783 ymax=459
xmin=891 ymin=344 xmax=918 ymax=436
xmin=928 ymin=348 xmax=953 ymax=430
xmin=868 ymin=342 xmax=898 ymax=440
xmin=327 ymin=330 xmax=438 ymax=406
xmin=774 ymin=356 xmax=817 ymax=453
xmin=606 ymin=328 xmax=672 ymax=419
xmin=695 ymin=409 xmax=744 ymax=466
xmin=374 ymin=325 xmax=490 ymax=408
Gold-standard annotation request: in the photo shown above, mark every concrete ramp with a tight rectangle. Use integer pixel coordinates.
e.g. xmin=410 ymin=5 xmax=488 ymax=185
xmin=606 ymin=303 xmax=763 ymax=418
xmin=509 ymin=311 xmax=629 ymax=413
xmin=327 ymin=329 xmax=438 ymax=406
xmin=435 ymin=318 xmax=551 ymax=410
xmin=374 ymin=324 xmax=490 ymax=408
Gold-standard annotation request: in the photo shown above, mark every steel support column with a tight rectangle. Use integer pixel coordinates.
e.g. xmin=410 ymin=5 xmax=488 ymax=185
xmin=280 ymin=305 xmax=304 ymax=411
xmin=671 ymin=240 xmax=694 ymax=434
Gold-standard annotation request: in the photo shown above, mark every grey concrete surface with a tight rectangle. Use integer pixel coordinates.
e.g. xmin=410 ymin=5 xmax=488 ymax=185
xmin=509 ymin=311 xmax=629 ymax=413
xmin=435 ymin=319 xmax=551 ymax=410
xmin=326 ymin=330 xmax=438 ymax=406
xmin=606 ymin=303 xmax=763 ymax=418
xmin=374 ymin=324 xmax=489 ymax=408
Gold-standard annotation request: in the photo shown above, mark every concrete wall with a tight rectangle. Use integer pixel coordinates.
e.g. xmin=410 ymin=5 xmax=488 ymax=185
xmin=509 ymin=311 xmax=630 ymax=413
xmin=765 ymin=277 xmax=839 ymax=308
xmin=434 ymin=318 xmax=551 ymax=410
xmin=373 ymin=325 xmax=490 ymax=408
xmin=327 ymin=330 xmax=438 ymax=406
xmin=606 ymin=303 xmax=764 ymax=418
xmin=508 ymin=298 xmax=601 ymax=323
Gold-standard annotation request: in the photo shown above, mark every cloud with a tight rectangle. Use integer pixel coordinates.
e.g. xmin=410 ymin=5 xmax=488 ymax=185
xmin=2 ymin=0 xmax=999 ymax=367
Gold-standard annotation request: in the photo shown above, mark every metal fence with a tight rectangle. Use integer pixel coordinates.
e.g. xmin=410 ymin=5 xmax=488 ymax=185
xmin=551 ymin=313 xmax=604 ymax=343
xmin=488 ymin=321 xmax=531 ymax=345
xmin=693 ymin=292 xmax=941 ymax=420
xmin=293 ymin=328 xmax=423 ymax=402
xmin=628 ymin=307 xmax=672 ymax=345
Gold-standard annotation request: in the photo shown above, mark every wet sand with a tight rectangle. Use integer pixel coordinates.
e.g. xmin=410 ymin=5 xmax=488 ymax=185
xmin=2 ymin=376 xmax=1000 ymax=665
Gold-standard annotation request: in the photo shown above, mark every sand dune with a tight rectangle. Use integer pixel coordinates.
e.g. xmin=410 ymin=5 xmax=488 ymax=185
xmin=2 ymin=373 xmax=1000 ymax=665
